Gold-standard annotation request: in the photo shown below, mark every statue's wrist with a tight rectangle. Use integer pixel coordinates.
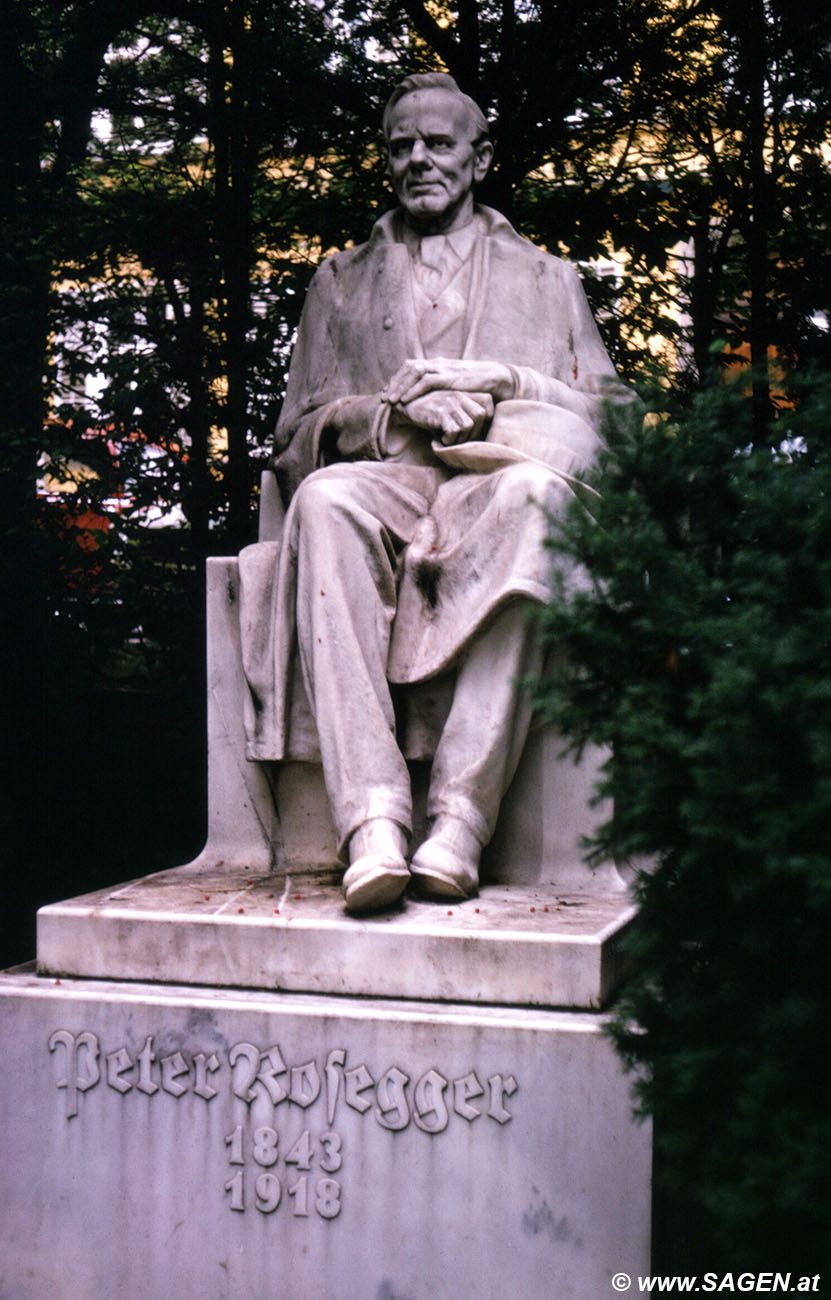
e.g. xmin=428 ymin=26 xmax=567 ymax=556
xmin=494 ymin=365 xmax=518 ymax=402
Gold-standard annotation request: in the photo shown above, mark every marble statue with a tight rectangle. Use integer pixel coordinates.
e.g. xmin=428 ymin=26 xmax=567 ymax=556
xmin=240 ymin=72 xmax=625 ymax=914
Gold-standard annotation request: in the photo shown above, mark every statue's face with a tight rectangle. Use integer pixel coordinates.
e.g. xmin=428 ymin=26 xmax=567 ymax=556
xmin=386 ymin=89 xmax=493 ymax=232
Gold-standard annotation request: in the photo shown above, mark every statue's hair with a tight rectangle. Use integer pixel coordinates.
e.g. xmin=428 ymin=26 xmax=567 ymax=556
xmin=382 ymin=73 xmax=490 ymax=145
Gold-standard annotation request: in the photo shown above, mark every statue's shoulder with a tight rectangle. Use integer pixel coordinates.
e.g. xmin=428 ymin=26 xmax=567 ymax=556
xmin=477 ymin=206 xmax=582 ymax=288
xmin=314 ymin=211 xmax=397 ymax=276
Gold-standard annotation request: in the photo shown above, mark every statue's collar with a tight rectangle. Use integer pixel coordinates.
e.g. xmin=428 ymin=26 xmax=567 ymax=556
xmin=369 ymin=204 xmax=515 ymax=248
xmin=397 ymin=212 xmax=485 ymax=263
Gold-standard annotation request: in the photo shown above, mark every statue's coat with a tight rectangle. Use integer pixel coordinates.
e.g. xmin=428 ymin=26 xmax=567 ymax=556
xmin=240 ymin=206 xmax=621 ymax=761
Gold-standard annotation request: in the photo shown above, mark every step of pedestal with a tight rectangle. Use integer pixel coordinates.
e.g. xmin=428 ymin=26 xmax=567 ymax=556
xmin=37 ymin=865 xmax=635 ymax=1010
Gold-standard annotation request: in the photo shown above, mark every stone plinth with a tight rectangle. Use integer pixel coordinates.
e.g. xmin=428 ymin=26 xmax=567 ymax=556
xmin=37 ymin=865 xmax=635 ymax=1010
xmin=0 ymin=965 xmax=650 ymax=1300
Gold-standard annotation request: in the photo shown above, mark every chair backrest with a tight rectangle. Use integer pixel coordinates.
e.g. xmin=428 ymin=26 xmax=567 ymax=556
xmin=258 ymin=469 xmax=285 ymax=543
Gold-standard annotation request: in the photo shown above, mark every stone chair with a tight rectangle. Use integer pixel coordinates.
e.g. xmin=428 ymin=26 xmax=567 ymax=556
xmin=186 ymin=470 xmax=625 ymax=896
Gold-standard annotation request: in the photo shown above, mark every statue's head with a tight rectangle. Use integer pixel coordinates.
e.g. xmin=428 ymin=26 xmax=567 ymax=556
xmin=383 ymin=73 xmax=493 ymax=233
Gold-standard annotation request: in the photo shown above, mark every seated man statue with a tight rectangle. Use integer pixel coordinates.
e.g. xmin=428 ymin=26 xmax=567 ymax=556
xmin=240 ymin=72 xmax=625 ymax=914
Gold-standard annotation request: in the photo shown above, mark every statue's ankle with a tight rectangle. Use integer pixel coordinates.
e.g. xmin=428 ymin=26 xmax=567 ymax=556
xmin=425 ymin=814 xmax=484 ymax=860
xmin=349 ymin=817 xmax=408 ymax=865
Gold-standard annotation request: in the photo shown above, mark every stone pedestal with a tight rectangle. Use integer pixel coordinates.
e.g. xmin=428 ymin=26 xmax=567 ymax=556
xmin=0 ymin=854 xmax=650 ymax=1298
xmin=1 ymin=963 xmax=649 ymax=1300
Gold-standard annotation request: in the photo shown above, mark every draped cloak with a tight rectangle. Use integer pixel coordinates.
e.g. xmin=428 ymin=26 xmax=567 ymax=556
xmin=240 ymin=205 xmax=623 ymax=762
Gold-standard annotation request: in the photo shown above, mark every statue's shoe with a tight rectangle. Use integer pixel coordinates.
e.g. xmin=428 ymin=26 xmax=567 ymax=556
xmin=342 ymin=818 xmax=410 ymax=914
xmin=342 ymin=854 xmax=410 ymax=913
xmin=410 ymin=817 xmax=482 ymax=900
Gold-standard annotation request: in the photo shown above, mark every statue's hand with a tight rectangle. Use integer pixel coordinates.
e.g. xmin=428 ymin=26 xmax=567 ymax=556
xmin=383 ymin=358 xmax=515 ymax=406
xmin=395 ymin=390 xmax=494 ymax=444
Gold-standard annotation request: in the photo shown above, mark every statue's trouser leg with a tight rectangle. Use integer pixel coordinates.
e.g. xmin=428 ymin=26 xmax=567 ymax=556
xmin=416 ymin=457 xmax=563 ymax=849
xmin=288 ymin=462 xmax=441 ymax=854
xmin=425 ymin=598 xmax=544 ymax=847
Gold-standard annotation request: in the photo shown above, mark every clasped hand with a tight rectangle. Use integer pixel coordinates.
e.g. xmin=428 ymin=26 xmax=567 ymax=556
xmin=381 ymin=358 xmax=515 ymax=445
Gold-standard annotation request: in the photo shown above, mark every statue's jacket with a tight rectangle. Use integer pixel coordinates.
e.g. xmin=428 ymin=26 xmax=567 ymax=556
xmin=240 ymin=205 xmax=624 ymax=762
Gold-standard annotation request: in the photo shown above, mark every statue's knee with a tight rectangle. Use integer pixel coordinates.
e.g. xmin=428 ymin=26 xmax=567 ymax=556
xmin=495 ymin=462 xmax=563 ymax=511
xmin=290 ymin=465 xmax=358 ymax=531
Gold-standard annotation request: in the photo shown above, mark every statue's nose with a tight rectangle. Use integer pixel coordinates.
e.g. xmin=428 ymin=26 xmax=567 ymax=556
xmin=410 ymin=139 xmax=429 ymax=165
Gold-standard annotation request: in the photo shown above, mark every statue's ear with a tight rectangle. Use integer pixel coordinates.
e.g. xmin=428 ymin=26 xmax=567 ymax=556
xmin=473 ymin=139 xmax=494 ymax=184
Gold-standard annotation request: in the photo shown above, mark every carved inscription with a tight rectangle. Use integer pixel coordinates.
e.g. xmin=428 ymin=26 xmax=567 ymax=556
xmin=49 ymin=1030 xmax=517 ymax=1129
xmin=48 ymin=1030 xmax=518 ymax=1222
xmin=48 ymin=1029 xmax=222 ymax=1116
xmin=224 ymin=1124 xmax=344 ymax=1218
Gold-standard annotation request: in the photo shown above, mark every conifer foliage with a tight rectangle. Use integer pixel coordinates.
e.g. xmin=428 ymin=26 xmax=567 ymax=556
xmin=533 ymin=373 xmax=831 ymax=1269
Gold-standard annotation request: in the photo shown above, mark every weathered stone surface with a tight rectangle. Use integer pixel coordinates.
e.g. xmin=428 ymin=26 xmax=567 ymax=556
xmin=0 ymin=966 xmax=650 ymax=1300
xmin=37 ymin=865 xmax=634 ymax=1009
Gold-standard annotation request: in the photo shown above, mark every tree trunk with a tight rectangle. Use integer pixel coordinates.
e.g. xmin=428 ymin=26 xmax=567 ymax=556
xmin=736 ymin=0 xmax=771 ymax=437
xmin=209 ymin=2 xmax=254 ymax=553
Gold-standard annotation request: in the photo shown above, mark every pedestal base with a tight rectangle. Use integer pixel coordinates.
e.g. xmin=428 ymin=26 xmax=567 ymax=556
xmin=0 ymin=966 xmax=650 ymax=1300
